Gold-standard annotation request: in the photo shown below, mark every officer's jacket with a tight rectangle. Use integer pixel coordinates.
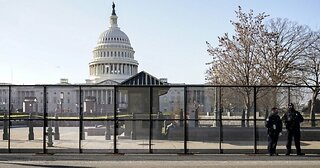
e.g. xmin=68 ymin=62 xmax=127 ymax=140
xmin=282 ymin=110 xmax=304 ymax=130
xmin=266 ymin=113 xmax=283 ymax=134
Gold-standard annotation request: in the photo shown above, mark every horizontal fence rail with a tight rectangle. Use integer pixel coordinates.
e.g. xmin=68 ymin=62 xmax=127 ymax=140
xmin=0 ymin=85 xmax=319 ymax=154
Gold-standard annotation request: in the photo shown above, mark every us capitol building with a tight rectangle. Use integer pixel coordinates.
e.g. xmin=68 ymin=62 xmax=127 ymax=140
xmin=0 ymin=3 xmax=207 ymax=116
xmin=87 ymin=3 xmax=138 ymax=84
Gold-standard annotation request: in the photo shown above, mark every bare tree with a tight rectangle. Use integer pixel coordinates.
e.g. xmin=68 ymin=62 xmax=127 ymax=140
xmin=206 ymin=7 xmax=269 ymax=127
xmin=255 ymin=18 xmax=315 ymax=109
xmin=297 ymin=33 xmax=320 ymax=127
xmin=258 ymin=18 xmax=314 ymax=85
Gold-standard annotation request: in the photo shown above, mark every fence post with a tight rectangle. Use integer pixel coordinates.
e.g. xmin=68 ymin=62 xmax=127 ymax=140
xmin=184 ymin=86 xmax=188 ymax=154
xmin=79 ymin=86 xmax=83 ymax=153
xmin=43 ymin=86 xmax=47 ymax=154
xmin=149 ymin=87 xmax=153 ymax=154
xmin=8 ymin=85 xmax=11 ymax=153
xmin=113 ymin=86 xmax=118 ymax=154
xmin=253 ymin=86 xmax=257 ymax=154
xmin=219 ymin=87 xmax=223 ymax=154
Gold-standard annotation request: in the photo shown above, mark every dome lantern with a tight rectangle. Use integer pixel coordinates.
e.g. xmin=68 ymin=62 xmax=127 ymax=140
xmin=110 ymin=2 xmax=118 ymax=28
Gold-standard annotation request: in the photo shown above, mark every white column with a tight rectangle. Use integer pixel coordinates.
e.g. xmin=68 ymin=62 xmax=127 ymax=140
xmin=116 ymin=64 xmax=119 ymax=74
xmin=127 ymin=64 xmax=129 ymax=75
xmin=102 ymin=89 xmax=106 ymax=104
xmin=106 ymin=89 xmax=109 ymax=104
xmin=111 ymin=64 xmax=113 ymax=74
xmin=122 ymin=64 xmax=125 ymax=75
xmin=110 ymin=90 xmax=113 ymax=104
xmin=119 ymin=91 xmax=121 ymax=105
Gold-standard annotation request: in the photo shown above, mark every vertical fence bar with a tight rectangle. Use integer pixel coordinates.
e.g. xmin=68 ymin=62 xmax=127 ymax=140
xmin=149 ymin=87 xmax=153 ymax=153
xmin=184 ymin=86 xmax=187 ymax=154
xmin=113 ymin=86 xmax=117 ymax=154
xmin=253 ymin=86 xmax=257 ymax=154
xmin=43 ymin=86 xmax=47 ymax=154
xmin=79 ymin=86 xmax=83 ymax=153
xmin=8 ymin=85 xmax=11 ymax=153
xmin=288 ymin=87 xmax=291 ymax=105
xmin=219 ymin=87 xmax=223 ymax=154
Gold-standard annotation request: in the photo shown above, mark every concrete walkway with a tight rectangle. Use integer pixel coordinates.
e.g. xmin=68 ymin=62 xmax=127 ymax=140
xmin=0 ymin=154 xmax=319 ymax=168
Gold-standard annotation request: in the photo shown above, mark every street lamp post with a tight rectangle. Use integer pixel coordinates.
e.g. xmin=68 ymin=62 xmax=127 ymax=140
xmin=2 ymin=102 xmax=9 ymax=140
xmin=60 ymin=92 xmax=64 ymax=113
xmin=28 ymin=102 xmax=34 ymax=140
xmin=54 ymin=92 xmax=63 ymax=140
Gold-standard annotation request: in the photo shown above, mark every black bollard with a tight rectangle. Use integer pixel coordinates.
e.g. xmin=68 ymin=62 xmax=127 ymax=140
xmin=131 ymin=113 xmax=136 ymax=140
xmin=54 ymin=114 xmax=60 ymax=140
xmin=179 ymin=109 xmax=183 ymax=127
xmin=195 ymin=109 xmax=199 ymax=127
xmin=3 ymin=114 xmax=9 ymax=140
xmin=105 ymin=120 xmax=111 ymax=140
xmin=28 ymin=113 xmax=34 ymax=140
xmin=47 ymin=125 xmax=54 ymax=147
xmin=81 ymin=123 xmax=85 ymax=140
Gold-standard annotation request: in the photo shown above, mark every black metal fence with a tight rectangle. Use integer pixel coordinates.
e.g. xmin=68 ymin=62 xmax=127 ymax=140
xmin=0 ymin=85 xmax=319 ymax=154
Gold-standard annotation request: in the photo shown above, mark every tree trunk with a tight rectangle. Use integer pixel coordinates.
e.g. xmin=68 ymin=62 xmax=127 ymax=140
xmin=241 ymin=109 xmax=245 ymax=127
xmin=310 ymin=91 xmax=318 ymax=127
xmin=245 ymin=93 xmax=251 ymax=127
xmin=271 ymin=87 xmax=278 ymax=108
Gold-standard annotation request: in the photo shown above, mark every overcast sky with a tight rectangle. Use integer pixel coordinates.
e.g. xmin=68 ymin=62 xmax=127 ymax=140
xmin=0 ymin=0 xmax=319 ymax=84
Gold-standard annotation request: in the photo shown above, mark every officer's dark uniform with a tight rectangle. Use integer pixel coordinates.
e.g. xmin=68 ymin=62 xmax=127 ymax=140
xmin=266 ymin=111 xmax=282 ymax=156
xmin=282 ymin=104 xmax=304 ymax=155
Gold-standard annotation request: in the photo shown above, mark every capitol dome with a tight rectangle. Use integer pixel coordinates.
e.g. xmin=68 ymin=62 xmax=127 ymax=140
xmin=88 ymin=3 xmax=139 ymax=84
xmin=97 ymin=29 xmax=131 ymax=45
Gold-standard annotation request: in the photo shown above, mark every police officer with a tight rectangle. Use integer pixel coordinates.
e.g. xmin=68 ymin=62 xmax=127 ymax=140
xmin=266 ymin=107 xmax=282 ymax=156
xmin=282 ymin=103 xmax=304 ymax=156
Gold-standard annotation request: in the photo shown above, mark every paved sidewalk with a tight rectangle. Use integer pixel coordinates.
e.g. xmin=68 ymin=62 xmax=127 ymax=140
xmin=0 ymin=154 xmax=319 ymax=168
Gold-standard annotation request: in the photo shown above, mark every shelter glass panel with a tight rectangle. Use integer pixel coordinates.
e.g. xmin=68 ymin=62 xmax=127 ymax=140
xmin=220 ymin=87 xmax=254 ymax=153
xmin=81 ymin=86 xmax=114 ymax=153
xmin=9 ymin=86 xmax=44 ymax=153
xmin=186 ymin=87 xmax=219 ymax=153
xmin=46 ymin=86 xmax=79 ymax=153
xmin=116 ymin=87 xmax=150 ymax=153
xmin=151 ymin=87 xmax=184 ymax=153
